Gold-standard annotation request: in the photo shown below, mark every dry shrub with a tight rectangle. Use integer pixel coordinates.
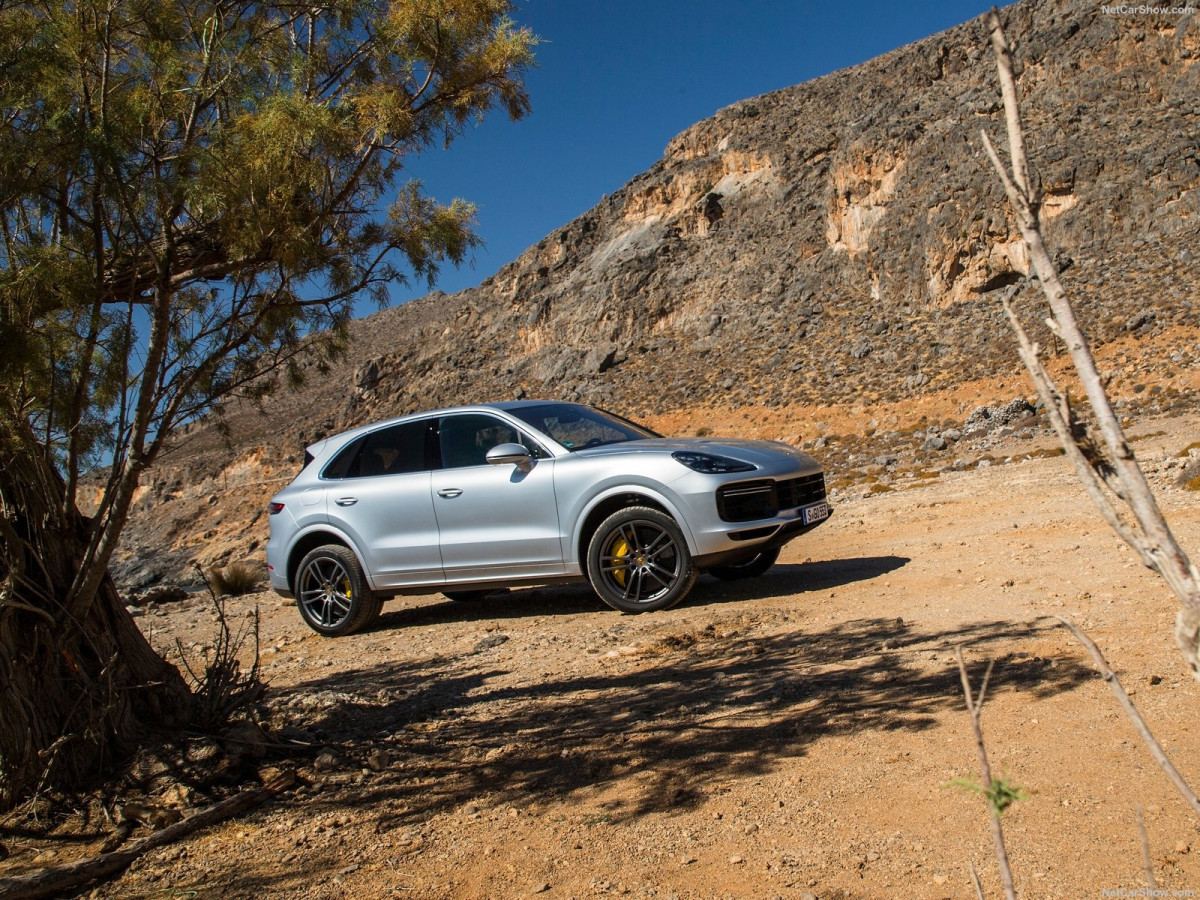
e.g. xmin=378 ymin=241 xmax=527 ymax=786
xmin=1177 ymin=460 xmax=1200 ymax=491
xmin=182 ymin=566 xmax=265 ymax=728
xmin=210 ymin=562 xmax=261 ymax=597
xmin=1023 ymin=447 xmax=1066 ymax=460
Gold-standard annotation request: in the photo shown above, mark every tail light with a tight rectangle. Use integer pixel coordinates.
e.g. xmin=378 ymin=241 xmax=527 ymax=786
xmin=268 ymin=502 xmax=285 ymax=515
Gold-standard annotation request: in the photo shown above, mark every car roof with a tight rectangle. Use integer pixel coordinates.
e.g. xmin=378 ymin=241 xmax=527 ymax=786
xmin=486 ymin=399 xmax=580 ymax=412
xmin=305 ymin=400 xmax=577 ymax=456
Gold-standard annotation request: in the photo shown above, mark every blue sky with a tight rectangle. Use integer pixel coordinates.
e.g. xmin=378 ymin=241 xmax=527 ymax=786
xmin=384 ymin=1 xmax=997 ymax=315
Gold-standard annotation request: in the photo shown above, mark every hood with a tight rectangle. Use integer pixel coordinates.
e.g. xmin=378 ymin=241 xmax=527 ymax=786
xmin=574 ymin=437 xmax=821 ymax=470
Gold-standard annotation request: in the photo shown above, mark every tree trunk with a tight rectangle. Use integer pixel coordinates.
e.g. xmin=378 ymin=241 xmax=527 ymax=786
xmin=0 ymin=442 xmax=191 ymax=812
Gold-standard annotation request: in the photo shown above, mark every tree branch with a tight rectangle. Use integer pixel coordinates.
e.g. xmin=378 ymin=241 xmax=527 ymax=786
xmin=983 ymin=7 xmax=1200 ymax=676
xmin=1058 ymin=618 xmax=1200 ymax=818
xmin=0 ymin=771 xmax=295 ymax=900
xmin=956 ymin=647 xmax=1018 ymax=900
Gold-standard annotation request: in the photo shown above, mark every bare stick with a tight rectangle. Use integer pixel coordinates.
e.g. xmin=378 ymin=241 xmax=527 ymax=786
xmin=981 ymin=8 xmax=1200 ymax=677
xmin=1058 ymin=618 xmax=1200 ymax=817
xmin=1137 ymin=805 xmax=1156 ymax=889
xmin=969 ymin=861 xmax=987 ymax=900
xmin=956 ymin=647 xmax=1018 ymax=900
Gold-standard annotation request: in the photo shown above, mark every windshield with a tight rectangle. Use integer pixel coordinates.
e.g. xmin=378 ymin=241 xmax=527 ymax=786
xmin=507 ymin=403 xmax=658 ymax=450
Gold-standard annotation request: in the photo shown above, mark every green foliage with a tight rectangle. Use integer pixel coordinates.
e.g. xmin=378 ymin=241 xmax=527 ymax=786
xmin=946 ymin=775 xmax=1030 ymax=818
xmin=0 ymin=1 xmax=534 ymax=458
xmin=0 ymin=0 xmax=535 ymax=594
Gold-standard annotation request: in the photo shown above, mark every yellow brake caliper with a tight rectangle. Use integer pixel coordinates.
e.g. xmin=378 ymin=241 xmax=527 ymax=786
xmin=611 ymin=537 xmax=630 ymax=587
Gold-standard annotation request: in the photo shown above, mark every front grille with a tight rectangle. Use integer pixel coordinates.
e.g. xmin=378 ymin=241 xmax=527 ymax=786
xmin=717 ymin=472 xmax=827 ymax=523
xmin=777 ymin=472 xmax=826 ymax=509
xmin=716 ymin=480 xmax=776 ymax=522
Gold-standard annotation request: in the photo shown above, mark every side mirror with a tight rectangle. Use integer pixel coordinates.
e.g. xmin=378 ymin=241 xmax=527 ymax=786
xmin=485 ymin=443 xmax=534 ymax=470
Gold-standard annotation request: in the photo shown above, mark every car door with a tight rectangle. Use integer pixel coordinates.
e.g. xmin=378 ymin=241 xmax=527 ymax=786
xmin=323 ymin=418 xmax=444 ymax=589
xmin=431 ymin=412 xmax=564 ymax=580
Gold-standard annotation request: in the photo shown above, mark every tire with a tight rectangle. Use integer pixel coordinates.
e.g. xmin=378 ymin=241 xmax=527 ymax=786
xmin=294 ymin=544 xmax=381 ymax=636
xmin=443 ymin=590 xmax=490 ymax=602
xmin=586 ymin=506 xmax=697 ymax=613
xmin=709 ymin=547 xmax=780 ymax=581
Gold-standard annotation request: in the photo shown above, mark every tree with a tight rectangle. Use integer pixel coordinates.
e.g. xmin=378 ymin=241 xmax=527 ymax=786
xmin=979 ymin=9 xmax=1200 ymax=678
xmin=0 ymin=0 xmax=534 ymax=810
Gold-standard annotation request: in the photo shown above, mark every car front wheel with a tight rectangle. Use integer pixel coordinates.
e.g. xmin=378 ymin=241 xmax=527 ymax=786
xmin=295 ymin=544 xmax=381 ymax=636
xmin=587 ymin=507 xmax=697 ymax=613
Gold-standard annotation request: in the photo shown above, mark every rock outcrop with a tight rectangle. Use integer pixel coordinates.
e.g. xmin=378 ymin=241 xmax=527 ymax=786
xmin=318 ymin=0 xmax=1198 ymax=425
xmin=118 ymin=0 xmax=1200 ymax=587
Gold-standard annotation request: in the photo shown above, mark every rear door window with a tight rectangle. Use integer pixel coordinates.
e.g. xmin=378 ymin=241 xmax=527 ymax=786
xmin=323 ymin=420 xmax=433 ymax=478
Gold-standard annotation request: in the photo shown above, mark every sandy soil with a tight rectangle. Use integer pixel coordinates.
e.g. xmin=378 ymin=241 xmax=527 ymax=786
xmin=6 ymin=413 xmax=1200 ymax=900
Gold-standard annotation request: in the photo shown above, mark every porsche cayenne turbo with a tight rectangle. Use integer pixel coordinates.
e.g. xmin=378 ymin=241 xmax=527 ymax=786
xmin=266 ymin=401 xmax=831 ymax=635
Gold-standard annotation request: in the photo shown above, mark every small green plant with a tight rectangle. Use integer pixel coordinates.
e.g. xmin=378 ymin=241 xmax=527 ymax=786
xmin=209 ymin=562 xmax=261 ymax=597
xmin=946 ymin=775 xmax=1029 ymax=817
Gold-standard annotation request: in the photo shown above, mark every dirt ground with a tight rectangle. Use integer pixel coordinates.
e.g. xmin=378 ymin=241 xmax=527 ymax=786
xmin=6 ymin=411 xmax=1200 ymax=900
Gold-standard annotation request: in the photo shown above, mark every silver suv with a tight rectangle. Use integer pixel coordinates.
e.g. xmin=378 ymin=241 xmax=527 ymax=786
xmin=266 ymin=401 xmax=830 ymax=635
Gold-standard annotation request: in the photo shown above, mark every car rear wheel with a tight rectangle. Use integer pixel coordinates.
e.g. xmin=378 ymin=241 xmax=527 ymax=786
xmin=295 ymin=545 xmax=381 ymax=636
xmin=709 ymin=547 xmax=780 ymax=581
xmin=587 ymin=507 xmax=696 ymax=613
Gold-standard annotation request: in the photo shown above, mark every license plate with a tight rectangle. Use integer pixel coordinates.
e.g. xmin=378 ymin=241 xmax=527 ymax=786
xmin=802 ymin=502 xmax=830 ymax=525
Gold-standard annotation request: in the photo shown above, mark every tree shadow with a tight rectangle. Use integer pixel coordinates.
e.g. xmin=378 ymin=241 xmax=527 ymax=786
xmin=143 ymin=609 xmax=1096 ymax=897
xmin=267 ymin=613 xmax=1088 ymax=830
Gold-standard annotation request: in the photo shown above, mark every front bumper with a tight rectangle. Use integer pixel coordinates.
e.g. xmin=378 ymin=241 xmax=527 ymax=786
xmin=669 ymin=465 xmax=832 ymax=562
xmin=693 ymin=504 xmax=834 ymax=569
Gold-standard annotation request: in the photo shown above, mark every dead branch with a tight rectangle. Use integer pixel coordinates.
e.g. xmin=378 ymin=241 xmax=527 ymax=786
xmin=1058 ymin=617 xmax=1200 ymax=818
xmin=0 ymin=771 xmax=294 ymax=900
xmin=969 ymin=861 xmax=987 ymax=900
xmin=982 ymin=8 xmax=1200 ymax=677
xmin=956 ymin=647 xmax=1018 ymax=900
xmin=1137 ymin=805 xmax=1156 ymax=889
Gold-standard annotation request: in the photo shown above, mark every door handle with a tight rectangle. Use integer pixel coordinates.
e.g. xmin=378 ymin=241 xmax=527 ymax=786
xmin=437 ymin=488 xmax=463 ymax=499
xmin=335 ymin=497 xmax=358 ymax=506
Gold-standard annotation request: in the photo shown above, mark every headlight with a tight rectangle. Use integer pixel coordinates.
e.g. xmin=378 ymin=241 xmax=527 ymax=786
xmin=672 ymin=451 xmax=757 ymax=474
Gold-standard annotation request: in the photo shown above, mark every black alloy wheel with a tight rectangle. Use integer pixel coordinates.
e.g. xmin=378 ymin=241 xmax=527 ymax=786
xmin=587 ymin=506 xmax=697 ymax=613
xmin=295 ymin=544 xmax=381 ymax=636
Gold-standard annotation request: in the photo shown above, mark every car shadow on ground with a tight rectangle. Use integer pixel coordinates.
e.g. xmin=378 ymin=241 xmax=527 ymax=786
xmin=219 ymin=613 xmax=1095 ymax=896
xmin=687 ymin=555 xmax=911 ymax=607
xmin=366 ymin=555 xmax=911 ymax=629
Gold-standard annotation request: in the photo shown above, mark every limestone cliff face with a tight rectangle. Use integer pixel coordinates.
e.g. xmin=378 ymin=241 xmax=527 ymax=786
xmin=122 ymin=0 xmax=1200 ymax=586
xmin=329 ymin=0 xmax=1198 ymax=425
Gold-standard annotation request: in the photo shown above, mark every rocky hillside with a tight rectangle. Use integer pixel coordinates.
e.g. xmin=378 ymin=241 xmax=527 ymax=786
xmin=117 ymin=0 xmax=1200 ymax=589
